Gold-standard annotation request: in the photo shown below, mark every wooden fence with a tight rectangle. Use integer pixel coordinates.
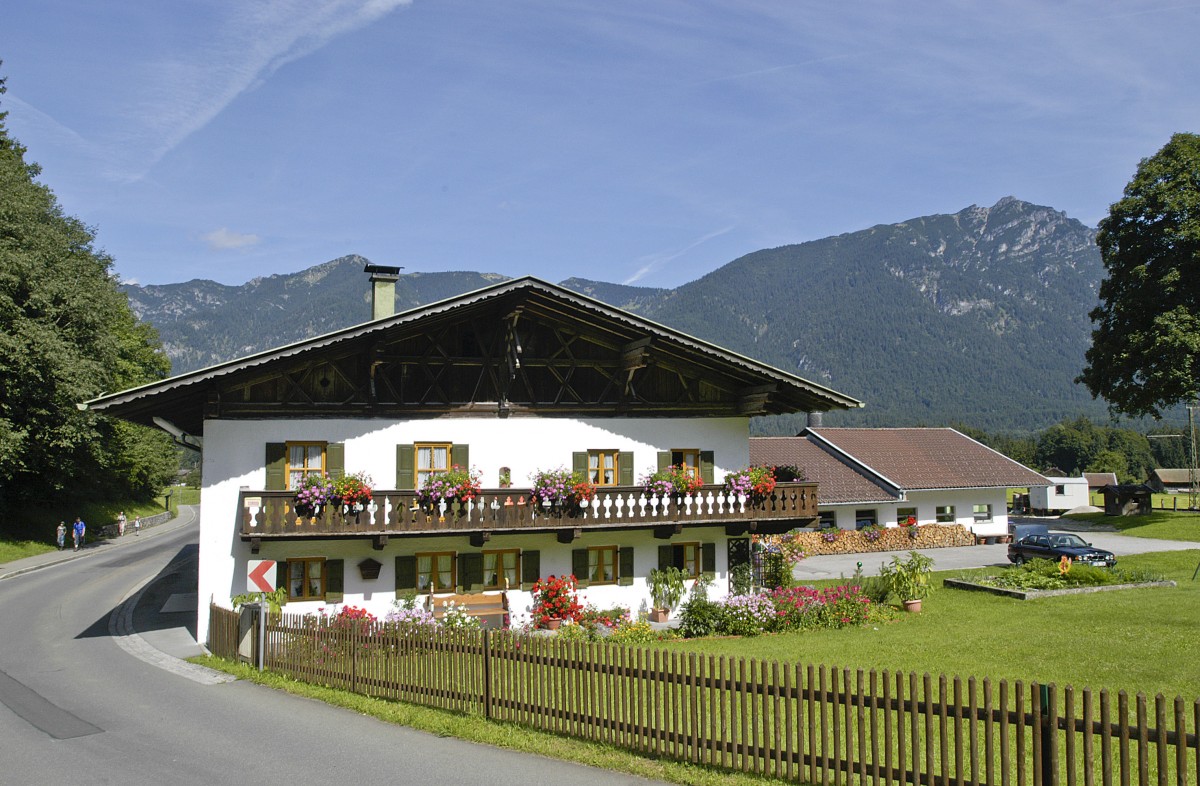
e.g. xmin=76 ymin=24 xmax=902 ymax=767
xmin=209 ymin=605 xmax=1199 ymax=785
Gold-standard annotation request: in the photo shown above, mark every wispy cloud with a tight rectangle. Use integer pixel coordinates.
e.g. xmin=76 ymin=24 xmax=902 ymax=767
xmin=203 ymin=228 xmax=261 ymax=251
xmin=110 ymin=0 xmax=412 ymax=181
xmin=624 ymin=226 xmax=735 ymax=285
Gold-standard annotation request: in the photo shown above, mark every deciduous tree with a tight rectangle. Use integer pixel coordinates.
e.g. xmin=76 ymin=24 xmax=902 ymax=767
xmin=1079 ymin=133 xmax=1200 ymax=417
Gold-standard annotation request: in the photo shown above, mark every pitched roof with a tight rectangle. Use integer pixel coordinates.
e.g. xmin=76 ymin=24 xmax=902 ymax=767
xmin=1083 ymin=472 xmax=1118 ymax=488
xmin=1150 ymin=468 xmax=1194 ymax=484
xmin=87 ymin=276 xmax=863 ymax=432
xmin=801 ymin=427 xmax=1047 ymax=491
xmin=750 ymin=437 xmax=898 ymax=505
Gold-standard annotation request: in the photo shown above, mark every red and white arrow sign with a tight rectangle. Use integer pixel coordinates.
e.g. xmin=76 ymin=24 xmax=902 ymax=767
xmin=247 ymin=560 xmax=277 ymax=593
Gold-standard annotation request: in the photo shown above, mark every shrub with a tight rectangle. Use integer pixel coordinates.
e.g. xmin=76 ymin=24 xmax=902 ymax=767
xmin=679 ymin=574 xmax=724 ymax=638
xmin=761 ymin=550 xmax=795 ymax=590
xmin=719 ymin=593 xmax=776 ymax=637
xmin=729 ymin=562 xmax=754 ymax=595
xmin=609 ymin=619 xmax=671 ymax=644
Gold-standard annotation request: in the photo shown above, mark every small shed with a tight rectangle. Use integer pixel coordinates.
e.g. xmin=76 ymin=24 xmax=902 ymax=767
xmin=1147 ymin=468 xmax=1194 ymax=494
xmin=1028 ymin=476 xmax=1089 ymax=515
xmin=1083 ymin=472 xmax=1118 ymax=491
xmin=1100 ymin=484 xmax=1152 ymax=516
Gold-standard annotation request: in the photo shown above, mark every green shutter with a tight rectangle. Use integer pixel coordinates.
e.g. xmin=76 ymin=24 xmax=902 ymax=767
xmin=572 ymin=452 xmax=588 ymax=476
xmin=395 ymin=555 xmax=417 ymax=597
xmin=618 ymin=452 xmax=634 ymax=486
xmin=457 ymin=553 xmax=483 ymax=592
xmin=396 ymin=444 xmax=414 ymax=489
xmin=277 ymin=559 xmax=288 ymax=605
xmin=452 ymin=443 xmax=469 ymax=470
xmin=572 ymin=548 xmax=590 ymax=588
xmin=701 ymin=542 xmax=717 ymax=578
xmin=520 ymin=550 xmax=540 ymax=590
xmin=700 ymin=450 xmax=715 ymax=484
xmin=325 ymin=559 xmax=344 ymax=603
xmin=265 ymin=443 xmax=287 ymax=490
xmin=618 ymin=546 xmax=634 ymax=586
xmin=672 ymin=544 xmax=686 ymax=570
xmin=658 ymin=545 xmax=673 ymax=570
xmin=326 ymin=443 xmax=345 ymax=480
xmin=657 ymin=451 xmax=670 ymax=471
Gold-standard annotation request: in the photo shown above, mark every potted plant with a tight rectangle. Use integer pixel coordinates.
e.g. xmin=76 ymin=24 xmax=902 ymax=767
xmin=332 ymin=471 xmax=373 ymax=514
xmin=640 ymin=464 xmax=704 ymax=502
xmin=879 ymin=550 xmax=935 ymax=612
xmin=293 ymin=474 xmax=333 ymax=518
xmin=416 ymin=465 xmax=482 ymax=513
xmin=529 ymin=467 xmax=596 ymax=516
xmin=530 ymin=574 xmax=583 ymax=629
xmin=723 ymin=465 xmax=777 ymax=504
xmin=647 ymin=566 xmax=687 ymax=622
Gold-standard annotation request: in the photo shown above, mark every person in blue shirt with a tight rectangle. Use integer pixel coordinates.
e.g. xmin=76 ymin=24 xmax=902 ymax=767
xmin=72 ymin=517 xmax=86 ymax=551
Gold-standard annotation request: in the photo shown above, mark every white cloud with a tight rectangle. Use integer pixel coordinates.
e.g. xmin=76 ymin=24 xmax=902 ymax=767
xmin=624 ymin=226 xmax=735 ymax=285
xmin=203 ymin=228 xmax=261 ymax=251
xmin=111 ymin=0 xmax=414 ymax=180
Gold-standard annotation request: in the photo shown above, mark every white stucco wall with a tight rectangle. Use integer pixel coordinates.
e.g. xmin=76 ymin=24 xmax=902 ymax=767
xmin=1028 ymin=477 xmax=1088 ymax=512
xmin=817 ymin=487 xmax=1011 ymax=537
xmin=197 ymin=415 xmax=749 ymax=641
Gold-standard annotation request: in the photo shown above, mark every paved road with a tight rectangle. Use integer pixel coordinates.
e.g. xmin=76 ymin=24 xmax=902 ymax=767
xmin=794 ymin=517 xmax=1200 ymax=581
xmin=0 ymin=507 xmax=664 ymax=785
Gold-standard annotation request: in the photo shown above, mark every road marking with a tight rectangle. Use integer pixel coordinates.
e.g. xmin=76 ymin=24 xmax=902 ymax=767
xmin=0 ymin=669 xmax=103 ymax=739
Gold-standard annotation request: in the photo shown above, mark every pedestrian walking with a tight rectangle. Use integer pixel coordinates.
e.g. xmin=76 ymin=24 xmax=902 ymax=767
xmin=56 ymin=522 xmax=66 ymax=550
xmin=117 ymin=511 xmax=126 ymax=536
xmin=134 ymin=516 xmax=141 ymax=536
xmin=72 ymin=517 xmax=86 ymax=551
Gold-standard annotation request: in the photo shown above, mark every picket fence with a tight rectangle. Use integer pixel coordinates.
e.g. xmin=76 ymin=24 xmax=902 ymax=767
xmin=208 ymin=604 xmax=1198 ymax=786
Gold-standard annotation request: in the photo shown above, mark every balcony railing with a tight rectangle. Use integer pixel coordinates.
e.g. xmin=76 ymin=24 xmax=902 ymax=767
xmin=239 ymin=483 xmax=818 ymax=545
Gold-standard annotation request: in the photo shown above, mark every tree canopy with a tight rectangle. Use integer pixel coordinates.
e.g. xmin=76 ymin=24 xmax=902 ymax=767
xmin=0 ymin=69 xmax=176 ymax=523
xmin=1079 ymin=132 xmax=1200 ymax=418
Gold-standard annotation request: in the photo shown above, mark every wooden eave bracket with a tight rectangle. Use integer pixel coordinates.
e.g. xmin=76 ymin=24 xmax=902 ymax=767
xmin=250 ymin=536 xmax=261 ymax=554
xmin=372 ymin=534 xmax=388 ymax=551
xmin=556 ymin=527 xmax=582 ymax=544
xmin=654 ymin=523 xmax=684 ymax=539
xmin=469 ymin=531 xmax=491 ymax=548
xmin=737 ymin=383 xmax=777 ymax=415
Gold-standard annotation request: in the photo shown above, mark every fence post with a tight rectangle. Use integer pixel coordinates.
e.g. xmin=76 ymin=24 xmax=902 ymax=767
xmin=351 ymin=624 xmax=358 ymax=694
xmin=482 ymin=628 xmax=492 ymax=720
xmin=1040 ymin=684 xmax=1053 ymax=786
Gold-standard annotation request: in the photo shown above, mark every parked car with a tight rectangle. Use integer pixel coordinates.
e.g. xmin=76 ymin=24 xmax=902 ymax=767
xmin=1007 ymin=531 xmax=1116 ymax=567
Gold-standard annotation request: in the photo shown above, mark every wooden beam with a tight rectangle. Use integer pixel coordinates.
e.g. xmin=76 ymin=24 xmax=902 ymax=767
xmin=250 ymin=536 xmax=261 ymax=554
xmin=738 ymin=383 xmax=777 ymax=415
xmin=469 ymin=531 xmax=491 ymax=548
xmin=556 ymin=527 xmax=582 ymax=544
xmin=372 ymin=534 xmax=388 ymax=551
xmin=653 ymin=523 xmax=684 ymax=539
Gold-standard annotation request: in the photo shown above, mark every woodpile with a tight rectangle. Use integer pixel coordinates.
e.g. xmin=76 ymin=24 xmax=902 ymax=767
xmin=764 ymin=524 xmax=977 ymax=558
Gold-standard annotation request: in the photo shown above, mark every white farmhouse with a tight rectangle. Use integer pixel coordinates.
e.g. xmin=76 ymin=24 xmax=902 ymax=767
xmin=751 ymin=428 xmax=1048 ymax=539
xmin=88 ymin=272 xmax=862 ymax=642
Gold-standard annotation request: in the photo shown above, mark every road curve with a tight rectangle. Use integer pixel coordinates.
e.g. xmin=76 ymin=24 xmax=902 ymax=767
xmin=0 ymin=512 xmax=665 ymax=785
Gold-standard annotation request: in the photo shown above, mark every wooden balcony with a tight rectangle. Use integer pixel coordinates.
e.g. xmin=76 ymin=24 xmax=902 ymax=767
xmin=239 ymin=483 xmax=819 ymax=551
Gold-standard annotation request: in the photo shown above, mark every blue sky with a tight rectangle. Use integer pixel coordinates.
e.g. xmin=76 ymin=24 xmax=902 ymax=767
xmin=3 ymin=2 xmax=1198 ymax=288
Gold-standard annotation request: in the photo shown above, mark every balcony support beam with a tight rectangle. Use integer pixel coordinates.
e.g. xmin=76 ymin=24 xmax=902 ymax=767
xmin=556 ymin=527 xmax=581 ymax=544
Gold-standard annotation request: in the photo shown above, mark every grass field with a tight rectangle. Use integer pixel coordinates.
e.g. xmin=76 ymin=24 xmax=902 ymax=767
xmin=1066 ymin=508 xmax=1200 ymax=541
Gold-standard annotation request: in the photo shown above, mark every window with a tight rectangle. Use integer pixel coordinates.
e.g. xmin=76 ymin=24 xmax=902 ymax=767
xmin=1055 ymin=484 xmax=1066 ymax=495
xmin=854 ymin=509 xmax=877 ymax=530
xmin=416 ymin=444 xmax=451 ymax=488
xmin=674 ymin=542 xmax=701 ymax=578
xmin=896 ymin=507 xmax=917 ymax=527
xmin=588 ymin=450 xmax=619 ymax=486
xmin=935 ymin=505 xmax=956 ymax=524
xmin=670 ymin=449 xmax=701 ymax=479
xmin=587 ymin=545 xmax=619 ymax=584
xmin=287 ymin=442 xmax=326 ymax=490
xmin=288 ymin=557 xmax=325 ymax=600
xmin=416 ymin=551 xmax=456 ymax=592
xmin=482 ymin=549 xmax=520 ymax=590
xmin=973 ymin=504 xmax=993 ymax=522
xmin=818 ymin=510 xmax=837 ymax=529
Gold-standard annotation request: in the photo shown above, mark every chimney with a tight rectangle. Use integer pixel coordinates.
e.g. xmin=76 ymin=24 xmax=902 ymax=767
xmin=807 ymin=411 xmax=823 ymax=429
xmin=364 ymin=263 xmax=402 ymax=320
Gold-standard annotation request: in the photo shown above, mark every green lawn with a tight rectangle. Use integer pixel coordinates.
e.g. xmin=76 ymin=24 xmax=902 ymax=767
xmin=655 ymin=550 xmax=1200 ymax=699
xmin=0 ymin=539 xmax=56 ymax=564
xmin=1066 ymin=508 xmax=1200 ymax=541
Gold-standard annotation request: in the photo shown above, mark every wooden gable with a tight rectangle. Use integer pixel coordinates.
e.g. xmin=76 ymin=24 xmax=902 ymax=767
xmin=88 ymin=278 xmax=861 ymax=432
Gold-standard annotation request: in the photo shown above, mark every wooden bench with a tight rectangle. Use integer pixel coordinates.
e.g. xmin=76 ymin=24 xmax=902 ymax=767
xmin=425 ymin=591 xmax=509 ymax=629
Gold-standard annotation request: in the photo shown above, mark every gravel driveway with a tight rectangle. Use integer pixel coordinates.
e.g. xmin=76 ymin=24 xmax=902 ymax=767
xmin=793 ymin=518 xmax=1199 ymax=581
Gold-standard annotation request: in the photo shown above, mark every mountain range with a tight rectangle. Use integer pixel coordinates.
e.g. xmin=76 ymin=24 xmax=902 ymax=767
xmin=122 ymin=197 xmax=1111 ymax=434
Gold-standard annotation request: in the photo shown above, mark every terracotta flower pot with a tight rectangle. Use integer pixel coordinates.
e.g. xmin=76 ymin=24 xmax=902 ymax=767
xmin=648 ymin=608 xmax=670 ymax=623
xmin=902 ymin=599 xmax=923 ymax=613
xmin=543 ymin=617 xmax=562 ymax=630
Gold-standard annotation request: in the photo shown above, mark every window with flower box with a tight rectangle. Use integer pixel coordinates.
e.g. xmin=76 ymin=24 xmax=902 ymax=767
xmin=896 ymin=507 xmax=917 ymax=527
xmin=264 ymin=442 xmax=344 ymax=491
xmin=656 ymin=449 xmax=716 ymax=483
xmin=394 ymin=443 xmax=469 ymax=489
xmin=572 ymin=450 xmax=634 ymax=486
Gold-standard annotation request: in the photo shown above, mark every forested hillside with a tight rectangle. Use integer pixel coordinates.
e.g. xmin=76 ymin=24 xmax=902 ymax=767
xmin=122 ymin=198 xmax=1114 ymax=433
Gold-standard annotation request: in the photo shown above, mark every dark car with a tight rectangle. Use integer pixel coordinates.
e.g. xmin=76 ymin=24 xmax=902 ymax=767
xmin=1007 ymin=531 xmax=1116 ymax=567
